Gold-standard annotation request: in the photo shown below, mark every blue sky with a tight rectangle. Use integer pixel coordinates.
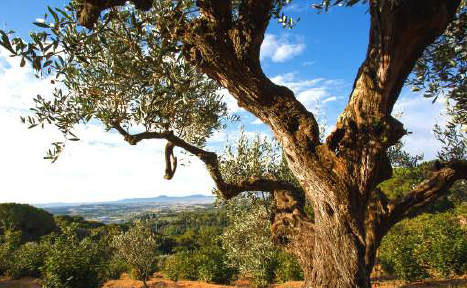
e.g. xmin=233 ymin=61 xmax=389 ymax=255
xmin=0 ymin=1 xmax=445 ymax=203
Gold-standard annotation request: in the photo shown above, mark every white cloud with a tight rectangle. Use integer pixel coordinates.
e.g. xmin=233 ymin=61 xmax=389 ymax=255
xmin=393 ymin=92 xmax=446 ymax=160
xmin=297 ymin=88 xmax=328 ymax=109
xmin=251 ymin=118 xmax=264 ymax=125
xmin=270 ymin=72 xmax=343 ymax=112
xmin=0 ymin=48 xmax=215 ymax=204
xmin=208 ymin=130 xmax=227 ymax=143
xmin=261 ymin=34 xmax=305 ymax=63
xmin=218 ymin=88 xmax=242 ymax=113
xmin=323 ymin=96 xmax=337 ymax=103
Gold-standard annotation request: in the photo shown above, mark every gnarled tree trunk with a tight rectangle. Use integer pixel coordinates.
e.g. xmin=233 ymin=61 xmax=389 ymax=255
xmin=77 ymin=0 xmax=466 ymax=287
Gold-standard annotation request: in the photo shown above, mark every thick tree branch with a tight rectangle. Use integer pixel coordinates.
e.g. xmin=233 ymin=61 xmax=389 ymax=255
xmin=236 ymin=0 xmax=274 ymax=57
xmin=196 ymin=0 xmax=232 ymax=27
xmin=385 ymin=160 xmax=467 ymax=227
xmin=76 ymin=0 xmax=323 ymax=185
xmin=78 ymin=0 xmax=153 ymax=29
xmin=112 ymin=124 xmax=301 ymax=200
xmin=363 ymin=161 xmax=467 ymax=275
xmin=271 ymin=189 xmax=315 ymax=276
xmin=324 ymin=0 xmax=461 ymax=195
xmin=181 ymin=4 xmax=323 ymax=187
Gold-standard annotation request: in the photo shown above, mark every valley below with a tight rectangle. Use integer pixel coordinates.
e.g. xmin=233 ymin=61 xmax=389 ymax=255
xmin=33 ymin=194 xmax=214 ymax=224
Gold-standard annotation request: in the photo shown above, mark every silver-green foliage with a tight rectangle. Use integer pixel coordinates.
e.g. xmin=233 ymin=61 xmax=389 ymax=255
xmin=218 ymin=130 xmax=297 ymax=188
xmin=111 ymin=220 xmax=159 ymax=284
xmin=1 ymin=1 xmax=229 ymax=161
xmin=222 ymin=204 xmax=278 ymax=287
xmin=218 ymin=131 xmax=301 ymax=287
xmin=408 ymin=0 xmax=467 ymax=124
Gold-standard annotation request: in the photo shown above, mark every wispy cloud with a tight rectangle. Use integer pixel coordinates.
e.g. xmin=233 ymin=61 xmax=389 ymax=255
xmin=323 ymin=96 xmax=337 ymax=103
xmin=270 ymin=72 xmax=344 ymax=112
xmin=261 ymin=34 xmax=305 ymax=63
xmin=251 ymin=118 xmax=264 ymax=125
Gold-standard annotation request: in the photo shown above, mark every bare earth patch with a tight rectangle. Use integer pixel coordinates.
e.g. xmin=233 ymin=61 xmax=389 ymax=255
xmin=0 ymin=277 xmax=40 ymax=288
xmin=103 ymin=275 xmax=303 ymax=288
xmin=103 ymin=274 xmax=467 ymax=288
xmin=1 ymin=274 xmax=467 ymax=287
xmin=374 ymin=278 xmax=467 ymax=288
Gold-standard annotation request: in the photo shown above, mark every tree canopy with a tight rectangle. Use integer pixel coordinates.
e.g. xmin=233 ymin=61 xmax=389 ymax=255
xmin=0 ymin=203 xmax=57 ymax=243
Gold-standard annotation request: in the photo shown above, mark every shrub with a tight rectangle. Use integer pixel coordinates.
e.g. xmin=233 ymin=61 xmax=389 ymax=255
xmin=274 ymin=251 xmax=303 ymax=283
xmin=197 ymin=248 xmax=236 ymax=284
xmin=380 ymin=227 xmax=429 ymax=282
xmin=164 ymin=251 xmax=198 ymax=281
xmin=380 ymin=211 xmax=467 ymax=281
xmin=163 ymin=248 xmax=236 ymax=284
xmin=0 ymin=229 xmax=21 ymax=275
xmin=41 ymin=225 xmax=107 ymax=288
xmin=6 ymin=241 xmax=49 ymax=279
xmin=106 ymin=256 xmax=128 ymax=280
xmin=111 ymin=220 xmax=159 ymax=287
xmin=221 ymin=205 xmax=278 ymax=287
xmin=418 ymin=213 xmax=467 ymax=277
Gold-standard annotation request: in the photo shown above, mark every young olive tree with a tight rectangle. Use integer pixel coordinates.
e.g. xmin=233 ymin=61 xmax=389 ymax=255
xmin=111 ymin=220 xmax=159 ymax=288
xmin=1 ymin=0 xmax=467 ymax=287
xmin=219 ymin=132 xmax=298 ymax=287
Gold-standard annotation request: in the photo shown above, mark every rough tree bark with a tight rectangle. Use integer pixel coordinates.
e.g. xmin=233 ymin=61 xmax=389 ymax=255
xmin=78 ymin=1 xmax=465 ymax=287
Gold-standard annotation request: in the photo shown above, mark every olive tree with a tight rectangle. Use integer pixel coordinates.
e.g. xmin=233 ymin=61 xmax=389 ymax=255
xmin=1 ymin=0 xmax=467 ymax=287
xmin=219 ymin=132 xmax=294 ymax=287
xmin=111 ymin=220 xmax=159 ymax=288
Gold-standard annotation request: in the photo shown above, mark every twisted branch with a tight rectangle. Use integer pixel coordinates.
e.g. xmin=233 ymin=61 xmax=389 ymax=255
xmin=112 ymin=124 xmax=301 ymax=200
xmin=164 ymin=142 xmax=177 ymax=180
xmin=383 ymin=160 xmax=467 ymax=228
xmin=271 ymin=189 xmax=314 ymax=275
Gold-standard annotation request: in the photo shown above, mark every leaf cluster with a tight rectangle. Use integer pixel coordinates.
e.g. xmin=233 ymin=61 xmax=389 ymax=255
xmin=0 ymin=1 xmax=230 ymax=161
xmin=218 ymin=130 xmax=297 ymax=190
xmin=408 ymin=1 xmax=467 ymax=124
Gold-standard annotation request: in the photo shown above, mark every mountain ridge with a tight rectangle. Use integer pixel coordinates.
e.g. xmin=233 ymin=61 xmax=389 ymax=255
xmin=33 ymin=194 xmax=214 ymax=208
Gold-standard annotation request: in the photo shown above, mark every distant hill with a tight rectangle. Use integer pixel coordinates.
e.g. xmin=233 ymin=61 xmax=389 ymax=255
xmin=111 ymin=194 xmax=214 ymax=204
xmin=34 ymin=194 xmax=214 ymax=208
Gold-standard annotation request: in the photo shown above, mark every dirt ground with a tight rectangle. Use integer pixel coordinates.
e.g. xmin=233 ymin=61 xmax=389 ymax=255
xmin=0 ymin=277 xmax=41 ymax=288
xmin=1 ymin=274 xmax=467 ymax=288
xmin=102 ymin=275 xmax=467 ymax=288
xmin=102 ymin=274 xmax=304 ymax=288
xmin=373 ymin=278 xmax=467 ymax=288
